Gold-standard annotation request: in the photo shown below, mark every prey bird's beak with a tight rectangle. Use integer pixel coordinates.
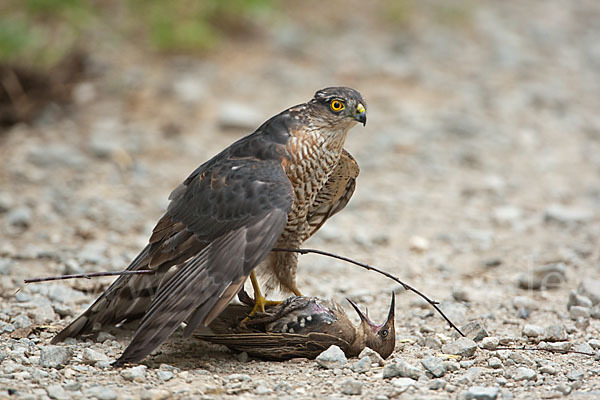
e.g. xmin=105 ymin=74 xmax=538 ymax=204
xmin=385 ymin=292 xmax=395 ymax=325
xmin=354 ymin=103 xmax=366 ymax=126
xmin=347 ymin=298 xmax=377 ymax=330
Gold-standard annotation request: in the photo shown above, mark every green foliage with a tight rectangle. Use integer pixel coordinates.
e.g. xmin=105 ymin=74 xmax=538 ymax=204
xmin=0 ymin=0 xmax=276 ymax=68
xmin=0 ymin=0 xmax=90 ymax=68
xmin=130 ymin=0 xmax=274 ymax=52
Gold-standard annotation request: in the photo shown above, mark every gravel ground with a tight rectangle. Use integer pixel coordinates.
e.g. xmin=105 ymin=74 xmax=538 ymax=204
xmin=2 ymin=1 xmax=600 ymax=399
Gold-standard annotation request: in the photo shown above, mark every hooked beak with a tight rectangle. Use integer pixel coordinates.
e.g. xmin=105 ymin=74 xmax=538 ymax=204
xmin=354 ymin=103 xmax=366 ymax=126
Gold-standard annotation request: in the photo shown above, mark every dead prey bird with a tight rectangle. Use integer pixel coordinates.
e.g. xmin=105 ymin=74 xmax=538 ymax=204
xmin=51 ymin=87 xmax=367 ymax=365
xmin=196 ymin=293 xmax=396 ymax=360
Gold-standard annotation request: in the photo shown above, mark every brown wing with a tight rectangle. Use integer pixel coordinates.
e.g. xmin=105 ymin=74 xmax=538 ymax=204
xmin=196 ymin=332 xmax=349 ymax=360
xmin=53 ymin=112 xmax=297 ymax=366
xmin=306 ymin=149 xmax=359 ymax=237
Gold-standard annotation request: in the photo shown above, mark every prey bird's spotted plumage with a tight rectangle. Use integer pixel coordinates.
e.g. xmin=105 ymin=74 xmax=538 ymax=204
xmin=197 ymin=293 xmax=396 ymax=360
xmin=52 ymin=87 xmax=367 ymax=365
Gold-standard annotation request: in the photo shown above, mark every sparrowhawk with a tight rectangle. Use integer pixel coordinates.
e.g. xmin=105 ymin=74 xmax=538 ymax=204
xmin=52 ymin=87 xmax=367 ymax=365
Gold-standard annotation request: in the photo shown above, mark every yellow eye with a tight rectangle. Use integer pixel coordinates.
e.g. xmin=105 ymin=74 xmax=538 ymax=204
xmin=330 ymin=100 xmax=345 ymax=112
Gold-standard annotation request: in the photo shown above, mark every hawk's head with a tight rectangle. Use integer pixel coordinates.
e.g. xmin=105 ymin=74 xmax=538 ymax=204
xmin=309 ymin=87 xmax=367 ymax=128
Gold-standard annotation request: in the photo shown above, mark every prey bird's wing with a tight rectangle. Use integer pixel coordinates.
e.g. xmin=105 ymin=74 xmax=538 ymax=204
xmin=196 ymin=332 xmax=349 ymax=360
xmin=306 ymin=149 xmax=359 ymax=237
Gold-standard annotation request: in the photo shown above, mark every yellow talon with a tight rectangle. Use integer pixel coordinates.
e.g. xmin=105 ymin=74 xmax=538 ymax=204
xmin=243 ymin=271 xmax=281 ymax=321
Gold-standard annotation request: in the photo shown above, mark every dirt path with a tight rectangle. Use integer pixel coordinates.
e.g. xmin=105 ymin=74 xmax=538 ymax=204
xmin=1 ymin=1 xmax=600 ymax=399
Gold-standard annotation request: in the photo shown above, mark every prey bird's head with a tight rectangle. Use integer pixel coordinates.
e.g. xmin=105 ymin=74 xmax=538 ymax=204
xmin=308 ymin=87 xmax=367 ymax=128
xmin=347 ymin=293 xmax=396 ymax=359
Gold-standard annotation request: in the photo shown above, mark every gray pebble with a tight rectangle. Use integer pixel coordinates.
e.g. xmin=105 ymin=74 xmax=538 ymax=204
xmin=255 ymin=385 xmax=272 ymax=395
xmin=383 ymin=359 xmax=422 ymax=379
xmin=566 ymin=369 xmax=584 ymax=381
xmin=438 ymin=301 xmax=468 ymax=325
xmin=522 ymin=324 xmax=544 ymax=337
xmin=0 ymin=191 xmax=13 ymax=212
xmin=492 ymin=205 xmax=522 ymax=226
xmin=40 ymin=345 xmax=71 ymax=368
xmin=555 ymin=384 xmax=572 ymax=395
xmin=513 ymin=366 xmax=537 ymax=381
xmin=569 ymin=305 xmax=590 ymax=319
xmin=543 ymin=325 xmax=567 ymax=341
xmin=545 ymin=204 xmax=594 ymax=224
xmin=120 ymin=365 xmax=147 ymax=382
xmin=358 ymin=347 xmax=385 ymax=366
xmin=32 ymin=305 xmax=58 ymax=324
xmin=573 ymin=342 xmax=594 ymax=354
xmin=444 ymin=361 xmax=461 ymax=372
xmin=538 ymin=362 xmax=558 ymax=375
xmin=0 ymin=258 xmax=13 ymax=275
xmin=540 ymin=341 xmax=571 ymax=352
xmin=589 ymin=339 xmax=600 ymax=349
xmin=237 ymin=351 xmax=249 ymax=362
xmin=46 ymin=384 xmax=70 ymax=400
xmin=391 ymin=377 xmax=416 ymax=392
xmin=464 ymin=386 xmax=500 ymax=400
xmin=84 ymin=385 xmax=118 ymax=400
xmin=96 ymin=332 xmax=116 ymax=343
xmin=459 ymin=320 xmax=488 ymax=342
xmin=6 ymin=207 xmax=32 ymax=229
xmin=27 ymin=145 xmax=87 ymax=169
xmin=567 ymin=291 xmax=593 ymax=309
xmin=518 ymin=263 xmax=566 ymax=290
xmin=316 ymin=345 xmax=347 ymax=369
xmin=12 ymin=314 xmax=32 ymax=329
xmin=340 ymin=378 xmax=362 ymax=395
xmin=578 ymin=279 xmax=600 ymax=305
xmin=351 ymin=356 xmax=371 ymax=373
xmin=487 ymin=357 xmax=502 ymax=369
xmin=512 ymin=296 xmax=538 ymax=315
xmin=226 ymin=373 xmax=252 ymax=382
xmin=481 ymin=337 xmax=499 ymax=350
xmin=441 ymin=337 xmax=477 ymax=357
xmin=452 ymin=286 xmax=470 ymax=302
xmin=218 ymin=102 xmax=263 ymax=131
xmin=156 ymin=369 xmax=174 ymax=381
xmin=428 ymin=378 xmax=447 ymax=390
xmin=591 ymin=305 xmax=600 ymax=319
xmin=421 ymin=356 xmax=446 ymax=378
xmin=82 ymin=348 xmax=108 ymax=365
xmin=0 ymin=321 xmax=15 ymax=333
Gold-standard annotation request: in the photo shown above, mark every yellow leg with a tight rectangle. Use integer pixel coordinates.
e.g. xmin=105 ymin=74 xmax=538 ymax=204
xmin=290 ymin=283 xmax=303 ymax=297
xmin=247 ymin=271 xmax=281 ymax=317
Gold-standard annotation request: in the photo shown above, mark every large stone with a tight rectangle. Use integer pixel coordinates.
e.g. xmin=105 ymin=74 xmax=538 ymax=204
xmin=40 ymin=345 xmax=71 ymax=368
xmin=567 ymin=291 xmax=593 ymax=309
xmin=421 ymin=356 xmax=446 ymax=378
xmin=383 ymin=359 xmax=422 ymax=380
xmin=513 ymin=367 xmax=537 ymax=381
xmin=351 ymin=356 xmax=371 ymax=373
xmin=82 ymin=348 xmax=109 ymax=365
xmin=579 ymin=279 xmax=600 ymax=305
xmin=460 ymin=320 xmax=488 ymax=342
xmin=46 ymin=384 xmax=70 ymax=400
xmin=518 ymin=263 xmax=566 ymax=290
xmin=316 ymin=345 xmax=347 ymax=369
xmin=340 ymin=378 xmax=362 ymax=395
xmin=84 ymin=386 xmax=118 ymax=400
xmin=121 ymin=365 xmax=147 ymax=382
xmin=358 ymin=347 xmax=385 ymax=366
xmin=441 ymin=337 xmax=477 ymax=358
xmin=545 ymin=205 xmax=594 ymax=224
xmin=522 ymin=324 xmax=544 ymax=338
xmin=464 ymin=386 xmax=500 ymax=400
